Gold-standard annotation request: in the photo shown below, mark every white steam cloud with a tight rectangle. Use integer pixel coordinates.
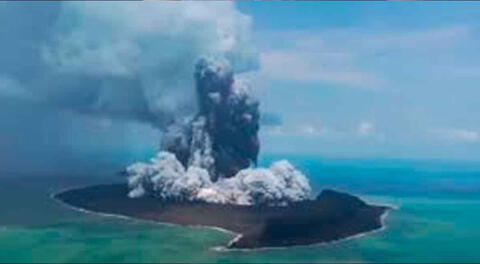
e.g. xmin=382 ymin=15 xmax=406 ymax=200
xmin=127 ymin=152 xmax=311 ymax=206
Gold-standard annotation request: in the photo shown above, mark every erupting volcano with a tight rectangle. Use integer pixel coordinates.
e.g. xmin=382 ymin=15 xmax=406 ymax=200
xmin=54 ymin=57 xmax=390 ymax=249
xmin=126 ymin=57 xmax=311 ymax=206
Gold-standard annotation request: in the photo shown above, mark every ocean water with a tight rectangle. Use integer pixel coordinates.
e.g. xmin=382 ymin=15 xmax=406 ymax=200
xmin=1 ymin=156 xmax=480 ymax=263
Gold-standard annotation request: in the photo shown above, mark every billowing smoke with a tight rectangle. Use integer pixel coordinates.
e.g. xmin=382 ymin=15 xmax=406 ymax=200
xmin=127 ymin=58 xmax=311 ymax=206
xmin=0 ymin=2 xmax=257 ymax=128
xmin=127 ymin=152 xmax=311 ymax=206
xmin=162 ymin=57 xmax=260 ymax=180
xmin=0 ymin=2 xmax=311 ymax=205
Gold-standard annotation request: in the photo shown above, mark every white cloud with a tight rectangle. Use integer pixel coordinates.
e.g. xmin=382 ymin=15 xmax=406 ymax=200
xmin=359 ymin=26 xmax=470 ymax=52
xmin=263 ymin=123 xmax=344 ymax=139
xmin=258 ymin=25 xmax=473 ymax=90
xmin=262 ymin=126 xmax=288 ymax=136
xmin=262 ymin=120 xmax=387 ymax=144
xmin=271 ymin=26 xmax=471 ymax=54
xmin=357 ymin=121 xmax=375 ymax=136
xmin=259 ymin=51 xmax=381 ymax=88
xmin=356 ymin=120 xmax=386 ymax=143
xmin=298 ymin=124 xmax=322 ymax=136
xmin=432 ymin=128 xmax=480 ymax=143
xmin=262 ymin=124 xmax=326 ymax=137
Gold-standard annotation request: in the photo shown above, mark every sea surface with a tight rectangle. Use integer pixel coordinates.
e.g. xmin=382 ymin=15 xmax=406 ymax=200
xmin=1 ymin=155 xmax=480 ymax=263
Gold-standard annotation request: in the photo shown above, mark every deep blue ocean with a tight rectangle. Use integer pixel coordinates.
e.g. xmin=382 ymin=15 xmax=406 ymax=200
xmin=1 ymin=155 xmax=480 ymax=263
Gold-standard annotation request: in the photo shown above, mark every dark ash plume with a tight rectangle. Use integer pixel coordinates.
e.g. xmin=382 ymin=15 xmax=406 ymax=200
xmin=127 ymin=58 xmax=311 ymax=206
xmin=162 ymin=57 xmax=260 ymax=181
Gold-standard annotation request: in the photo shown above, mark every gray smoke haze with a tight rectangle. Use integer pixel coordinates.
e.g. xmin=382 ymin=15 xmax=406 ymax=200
xmin=1 ymin=2 xmax=258 ymax=128
xmin=0 ymin=2 xmax=258 ymax=174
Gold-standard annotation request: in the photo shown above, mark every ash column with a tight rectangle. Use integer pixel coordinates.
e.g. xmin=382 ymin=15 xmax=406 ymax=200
xmin=162 ymin=57 xmax=260 ymax=181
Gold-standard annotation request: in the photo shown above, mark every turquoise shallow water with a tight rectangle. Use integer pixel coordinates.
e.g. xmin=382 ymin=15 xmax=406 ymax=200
xmin=1 ymin=156 xmax=480 ymax=263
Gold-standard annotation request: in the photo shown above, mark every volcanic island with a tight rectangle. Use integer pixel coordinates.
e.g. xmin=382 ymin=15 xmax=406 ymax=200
xmin=54 ymin=57 xmax=391 ymax=249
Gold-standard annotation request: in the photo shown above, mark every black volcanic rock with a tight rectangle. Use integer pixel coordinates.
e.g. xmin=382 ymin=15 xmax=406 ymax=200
xmin=54 ymin=184 xmax=390 ymax=249
xmin=161 ymin=58 xmax=260 ymax=181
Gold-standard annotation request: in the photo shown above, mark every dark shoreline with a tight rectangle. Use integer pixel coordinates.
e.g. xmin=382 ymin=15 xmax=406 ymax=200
xmin=54 ymin=184 xmax=390 ymax=249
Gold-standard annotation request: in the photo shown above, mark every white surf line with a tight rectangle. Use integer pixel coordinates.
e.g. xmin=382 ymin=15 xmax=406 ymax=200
xmin=214 ymin=192 xmax=397 ymax=252
xmin=51 ymin=185 xmax=394 ymax=252
xmin=361 ymin=197 xmax=401 ymax=211
xmin=50 ymin=186 xmax=239 ymax=237
xmin=226 ymin=234 xmax=243 ymax=249
xmin=213 ymin=208 xmax=392 ymax=252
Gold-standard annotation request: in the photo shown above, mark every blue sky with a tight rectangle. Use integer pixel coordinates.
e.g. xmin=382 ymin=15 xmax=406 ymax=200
xmin=1 ymin=2 xmax=480 ymax=172
xmin=235 ymin=2 xmax=480 ymax=159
